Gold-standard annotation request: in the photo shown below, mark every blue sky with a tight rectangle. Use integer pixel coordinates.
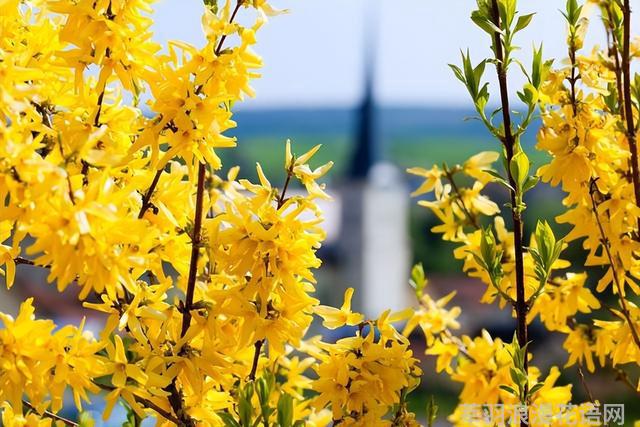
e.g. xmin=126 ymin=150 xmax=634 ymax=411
xmin=152 ymin=0 xmax=639 ymax=109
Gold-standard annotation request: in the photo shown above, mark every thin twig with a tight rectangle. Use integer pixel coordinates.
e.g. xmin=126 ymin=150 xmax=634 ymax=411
xmin=576 ymin=363 xmax=596 ymax=403
xmin=180 ymin=162 xmax=207 ymax=338
xmin=215 ymin=1 xmax=243 ymax=55
xmin=248 ymin=339 xmax=264 ymax=381
xmin=22 ymin=400 xmax=78 ymax=427
xmin=14 ymin=257 xmax=35 ymax=265
xmin=138 ymin=169 xmax=163 ymax=219
xmin=93 ymin=2 xmax=114 ymax=128
xmin=277 ymin=165 xmax=294 ymax=209
xmin=621 ymin=0 xmax=640 ymax=233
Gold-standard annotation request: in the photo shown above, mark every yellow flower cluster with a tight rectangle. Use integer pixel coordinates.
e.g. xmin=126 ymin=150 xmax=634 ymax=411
xmin=408 ymin=154 xmax=581 ymax=313
xmin=399 ymin=277 xmax=600 ymax=427
xmin=0 ymin=298 xmax=104 ymax=414
xmin=405 ymin=1 xmax=640 ymax=424
xmin=536 ymin=0 xmax=640 ymax=372
xmin=0 ymin=0 xmax=263 ymax=299
xmin=446 ymin=332 xmax=588 ymax=427
xmin=0 ymin=0 xmax=393 ymax=424
xmin=313 ymin=289 xmax=422 ymax=426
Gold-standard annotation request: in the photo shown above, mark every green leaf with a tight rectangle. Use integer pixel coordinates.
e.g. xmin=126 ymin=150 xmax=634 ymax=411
xmin=409 ymin=263 xmax=428 ymax=298
xmin=256 ymin=377 xmax=270 ymax=406
xmin=499 ymin=385 xmax=518 ymax=396
xmin=204 ymin=0 xmax=218 ymax=13
xmin=522 ymin=175 xmax=539 ymax=193
xmin=239 ymin=384 xmax=254 ymax=427
xmin=529 ymin=382 xmax=544 ymax=396
xmin=471 ymin=10 xmax=503 ymax=35
xmin=78 ymin=412 xmax=96 ymax=427
xmin=564 ymin=0 xmax=581 ymax=25
xmin=509 ymin=149 xmax=530 ymax=190
xmin=426 ymin=395 xmax=439 ymax=427
xmin=473 ymin=60 xmax=487 ymax=88
xmin=514 ymin=13 xmax=535 ymax=32
xmin=531 ymin=44 xmax=543 ymax=87
xmin=484 ymin=168 xmax=514 ymax=190
xmin=218 ymin=412 xmax=241 ymax=427
xmin=277 ymin=394 xmax=294 ymax=427
xmin=510 ymin=367 xmax=521 ymax=386
xmin=480 ymin=227 xmax=497 ymax=267
xmin=449 ymin=64 xmax=465 ymax=85
xmin=462 ymin=50 xmax=477 ymax=99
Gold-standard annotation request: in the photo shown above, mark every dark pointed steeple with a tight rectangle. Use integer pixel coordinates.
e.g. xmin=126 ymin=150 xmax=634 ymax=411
xmin=348 ymin=6 xmax=378 ymax=179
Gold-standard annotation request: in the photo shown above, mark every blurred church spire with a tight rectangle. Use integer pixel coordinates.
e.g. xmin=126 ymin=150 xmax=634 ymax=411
xmin=347 ymin=1 xmax=379 ymax=180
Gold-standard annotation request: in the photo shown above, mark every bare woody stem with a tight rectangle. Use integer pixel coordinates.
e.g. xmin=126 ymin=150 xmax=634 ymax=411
xmin=138 ymin=169 xmax=163 ymax=219
xmin=490 ymin=0 xmax=529 ymax=412
xmin=248 ymin=339 xmax=264 ymax=381
xmin=621 ymin=0 xmax=640 ymax=232
xmin=180 ymin=163 xmax=207 ymax=338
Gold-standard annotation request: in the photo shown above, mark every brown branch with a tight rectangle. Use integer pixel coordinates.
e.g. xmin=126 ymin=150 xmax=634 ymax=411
xmin=248 ymin=339 xmax=264 ymax=381
xmin=14 ymin=257 xmax=35 ymax=266
xmin=138 ymin=169 xmax=163 ymax=219
xmin=277 ymin=162 xmax=294 ymax=209
xmin=215 ymin=1 xmax=243 ymax=56
xmin=180 ymin=163 xmax=207 ymax=338
xmin=22 ymin=400 xmax=78 ymax=427
xmin=490 ymin=1 xmax=529 ymax=412
xmin=621 ymin=0 xmax=640 ymax=233
xmin=589 ymin=179 xmax=640 ymax=351
xmin=93 ymin=88 xmax=106 ymax=128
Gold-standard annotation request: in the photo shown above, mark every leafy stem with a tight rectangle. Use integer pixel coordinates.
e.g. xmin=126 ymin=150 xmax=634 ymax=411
xmin=489 ymin=0 xmax=530 ymax=415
